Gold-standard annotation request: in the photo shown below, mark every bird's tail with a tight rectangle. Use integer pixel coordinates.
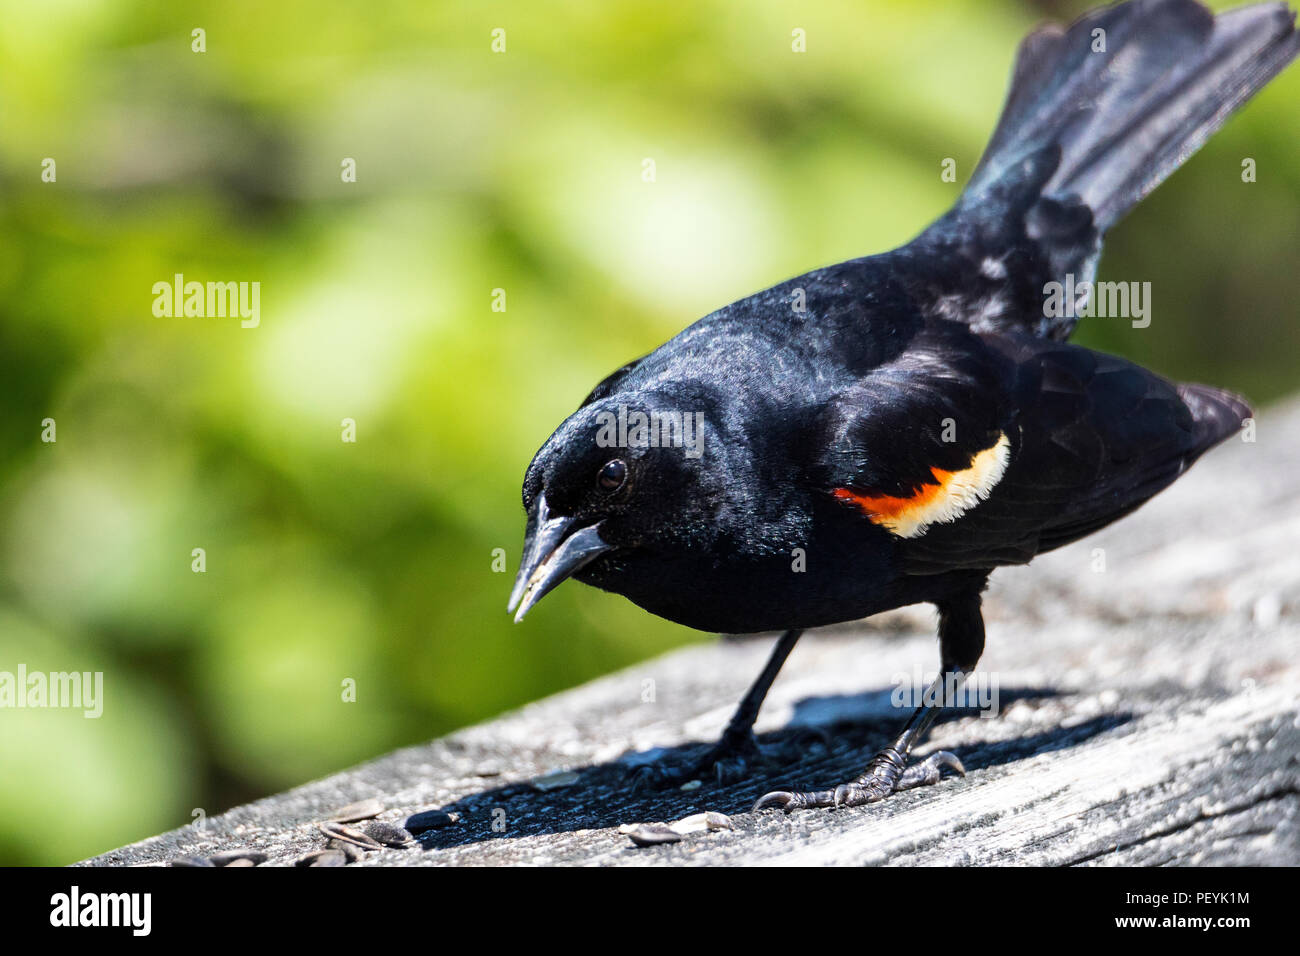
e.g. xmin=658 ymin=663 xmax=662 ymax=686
xmin=904 ymin=0 xmax=1298 ymax=340
xmin=966 ymin=0 xmax=1298 ymax=233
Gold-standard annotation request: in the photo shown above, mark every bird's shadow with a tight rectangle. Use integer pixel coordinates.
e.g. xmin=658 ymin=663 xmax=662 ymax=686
xmin=417 ymin=685 xmax=1130 ymax=852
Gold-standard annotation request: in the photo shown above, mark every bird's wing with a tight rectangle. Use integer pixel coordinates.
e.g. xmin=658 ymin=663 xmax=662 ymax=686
xmin=812 ymin=325 xmax=1247 ymax=573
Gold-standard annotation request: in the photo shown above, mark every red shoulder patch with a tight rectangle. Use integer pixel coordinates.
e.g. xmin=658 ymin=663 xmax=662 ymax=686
xmin=832 ymin=432 xmax=1010 ymax=537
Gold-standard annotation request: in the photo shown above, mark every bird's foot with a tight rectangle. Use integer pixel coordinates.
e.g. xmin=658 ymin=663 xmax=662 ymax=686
xmin=630 ymin=726 xmax=829 ymax=789
xmin=753 ymin=748 xmax=964 ymax=812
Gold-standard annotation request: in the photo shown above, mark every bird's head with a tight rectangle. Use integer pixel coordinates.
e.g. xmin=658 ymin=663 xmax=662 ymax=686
xmin=507 ymin=390 xmax=725 ymax=622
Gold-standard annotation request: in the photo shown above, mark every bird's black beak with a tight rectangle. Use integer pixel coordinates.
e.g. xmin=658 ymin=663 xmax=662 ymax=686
xmin=507 ymin=494 xmax=612 ymax=623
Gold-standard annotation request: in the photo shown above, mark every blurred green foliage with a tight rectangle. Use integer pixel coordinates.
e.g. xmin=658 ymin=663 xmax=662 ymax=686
xmin=0 ymin=0 xmax=1295 ymax=865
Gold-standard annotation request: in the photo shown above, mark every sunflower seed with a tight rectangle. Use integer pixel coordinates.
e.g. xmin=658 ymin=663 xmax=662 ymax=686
xmin=619 ymin=823 xmax=683 ymax=847
xmin=364 ymin=821 xmax=415 ymax=848
xmin=294 ymin=849 xmax=348 ymax=867
xmin=671 ymin=811 xmax=733 ymax=834
xmin=170 ymin=855 xmax=215 ymax=867
xmin=530 ymin=769 xmax=580 ymax=791
xmin=319 ymin=821 xmax=383 ymax=850
xmin=403 ymin=809 xmax=457 ymax=833
xmin=327 ymin=839 xmax=366 ymax=862
xmin=209 ymin=849 xmax=268 ymax=866
xmin=328 ymin=798 xmax=384 ymax=823
xmin=619 ymin=810 xmax=734 ymax=847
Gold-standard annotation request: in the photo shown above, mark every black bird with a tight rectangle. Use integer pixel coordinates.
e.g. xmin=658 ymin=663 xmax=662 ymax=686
xmin=508 ymin=0 xmax=1298 ymax=811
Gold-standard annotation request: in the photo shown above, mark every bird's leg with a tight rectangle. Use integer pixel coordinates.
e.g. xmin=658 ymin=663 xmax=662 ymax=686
xmin=714 ymin=627 xmax=802 ymax=752
xmin=631 ymin=628 xmax=807 ymax=787
xmin=754 ymin=592 xmax=984 ymax=812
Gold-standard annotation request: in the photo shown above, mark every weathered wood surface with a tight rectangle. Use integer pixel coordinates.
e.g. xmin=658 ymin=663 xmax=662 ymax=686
xmin=85 ymin=399 xmax=1300 ymax=866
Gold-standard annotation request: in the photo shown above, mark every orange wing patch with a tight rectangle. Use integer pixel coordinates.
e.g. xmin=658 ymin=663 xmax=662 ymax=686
xmin=833 ymin=432 xmax=1011 ymax=538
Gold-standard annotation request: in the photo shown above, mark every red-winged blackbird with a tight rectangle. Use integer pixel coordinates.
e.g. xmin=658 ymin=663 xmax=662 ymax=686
xmin=508 ymin=0 xmax=1298 ymax=811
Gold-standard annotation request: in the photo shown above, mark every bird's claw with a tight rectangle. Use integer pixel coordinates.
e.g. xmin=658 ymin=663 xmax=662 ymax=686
xmin=629 ymin=728 xmax=815 ymax=790
xmin=627 ymin=763 xmax=669 ymax=791
xmin=629 ymin=736 xmax=764 ymax=790
xmin=895 ymin=749 xmax=964 ymax=792
xmin=753 ymin=750 xmax=964 ymax=813
xmin=752 ymin=788 xmax=829 ymax=812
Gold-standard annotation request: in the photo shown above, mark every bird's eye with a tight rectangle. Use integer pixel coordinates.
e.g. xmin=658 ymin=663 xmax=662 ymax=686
xmin=597 ymin=459 xmax=627 ymax=492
